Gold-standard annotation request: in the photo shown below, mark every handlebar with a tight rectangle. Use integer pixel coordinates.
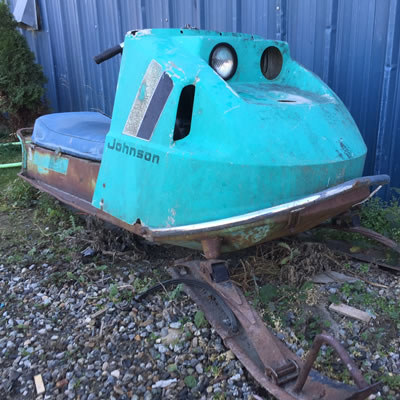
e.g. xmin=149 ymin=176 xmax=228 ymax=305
xmin=94 ymin=43 xmax=124 ymax=64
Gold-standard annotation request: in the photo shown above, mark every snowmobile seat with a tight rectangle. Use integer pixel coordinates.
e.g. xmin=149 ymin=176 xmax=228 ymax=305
xmin=31 ymin=112 xmax=111 ymax=161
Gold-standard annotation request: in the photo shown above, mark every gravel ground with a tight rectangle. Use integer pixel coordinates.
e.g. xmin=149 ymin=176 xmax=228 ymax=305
xmin=0 ymin=208 xmax=266 ymax=400
xmin=0 ymin=201 xmax=399 ymax=400
xmin=0 ymin=261 xmax=264 ymax=399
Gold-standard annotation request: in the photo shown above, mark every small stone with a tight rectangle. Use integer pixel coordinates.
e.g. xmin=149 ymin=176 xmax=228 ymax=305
xmin=152 ymin=378 xmax=177 ymax=389
xmin=56 ymin=379 xmax=68 ymax=389
xmin=157 ymin=345 xmax=168 ymax=353
xmin=110 ymin=369 xmax=120 ymax=379
xmin=195 ymin=363 xmax=203 ymax=374
xmin=230 ymin=373 xmax=241 ymax=381
xmin=160 ymin=328 xmax=180 ymax=346
xmin=144 ymin=392 xmax=152 ymax=400
xmin=38 ymin=328 xmax=46 ymax=335
xmin=113 ymin=384 xmax=124 ymax=395
xmin=169 ymin=321 xmax=181 ymax=329
xmin=160 ymin=327 xmax=169 ymax=337
xmin=42 ymin=296 xmax=51 ymax=305
xmin=296 ymin=348 xmax=305 ymax=358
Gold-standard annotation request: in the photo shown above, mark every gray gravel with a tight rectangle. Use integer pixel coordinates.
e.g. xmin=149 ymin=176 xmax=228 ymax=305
xmin=1 ymin=208 xmax=399 ymax=399
xmin=0 ymin=259 xmax=264 ymax=399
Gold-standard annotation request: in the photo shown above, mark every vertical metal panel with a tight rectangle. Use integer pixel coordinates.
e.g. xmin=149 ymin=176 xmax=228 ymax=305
xmin=240 ymin=0 xmax=277 ymax=38
xmin=332 ymin=0 xmax=391 ymax=176
xmin=374 ymin=0 xmax=400 ymax=193
xmin=7 ymin=0 xmax=400 ymax=196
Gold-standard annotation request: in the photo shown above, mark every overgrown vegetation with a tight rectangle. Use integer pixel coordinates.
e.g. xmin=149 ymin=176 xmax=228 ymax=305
xmin=359 ymin=195 xmax=400 ymax=243
xmin=339 ymin=280 xmax=400 ymax=335
xmin=0 ymin=144 xmax=21 ymax=190
xmin=0 ymin=1 xmax=47 ymax=133
xmin=313 ymin=191 xmax=400 ymax=270
xmin=0 ymin=178 xmax=38 ymax=209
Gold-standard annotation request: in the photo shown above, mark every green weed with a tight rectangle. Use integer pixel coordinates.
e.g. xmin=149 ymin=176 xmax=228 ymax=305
xmin=167 ymin=363 xmax=178 ymax=373
xmin=194 ymin=310 xmax=207 ymax=329
xmin=379 ymin=373 xmax=400 ymax=394
xmin=184 ymin=375 xmax=197 ymax=389
xmin=338 ymin=281 xmax=400 ymax=338
xmin=109 ymin=284 xmax=119 ymax=299
xmin=0 ymin=178 xmax=38 ymax=209
xmin=169 ymin=283 xmax=183 ymax=300
xmin=20 ymin=349 xmax=31 ymax=357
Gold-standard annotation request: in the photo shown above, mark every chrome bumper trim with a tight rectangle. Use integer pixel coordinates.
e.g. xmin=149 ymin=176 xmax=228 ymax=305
xmin=149 ymin=175 xmax=389 ymax=238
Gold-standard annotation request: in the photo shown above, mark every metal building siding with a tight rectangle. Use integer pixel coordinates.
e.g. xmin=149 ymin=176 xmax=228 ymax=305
xmin=8 ymin=0 xmax=400 ymax=194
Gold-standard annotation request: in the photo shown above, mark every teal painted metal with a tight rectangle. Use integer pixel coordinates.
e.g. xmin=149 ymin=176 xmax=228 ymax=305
xmin=92 ymin=29 xmax=366 ymax=229
xmin=32 ymin=151 xmax=69 ymax=175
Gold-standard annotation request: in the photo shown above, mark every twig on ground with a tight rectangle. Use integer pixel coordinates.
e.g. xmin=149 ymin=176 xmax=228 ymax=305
xmin=99 ymin=319 xmax=105 ymax=337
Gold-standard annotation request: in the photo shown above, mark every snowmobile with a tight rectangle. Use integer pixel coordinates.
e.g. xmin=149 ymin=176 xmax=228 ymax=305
xmin=18 ymin=28 xmax=388 ymax=399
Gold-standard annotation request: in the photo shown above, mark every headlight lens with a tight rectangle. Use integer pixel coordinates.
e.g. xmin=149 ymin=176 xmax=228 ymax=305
xmin=209 ymin=43 xmax=237 ymax=80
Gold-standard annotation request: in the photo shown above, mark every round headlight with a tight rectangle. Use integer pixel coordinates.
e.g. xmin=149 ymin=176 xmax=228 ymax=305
xmin=209 ymin=43 xmax=237 ymax=80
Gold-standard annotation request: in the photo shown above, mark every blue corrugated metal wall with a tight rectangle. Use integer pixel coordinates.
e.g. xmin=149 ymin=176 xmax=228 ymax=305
xmin=8 ymin=0 xmax=400 ymax=194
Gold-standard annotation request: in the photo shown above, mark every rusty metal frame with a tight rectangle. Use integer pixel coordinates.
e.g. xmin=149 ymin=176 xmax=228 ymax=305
xmin=293 ymin=334 xmax=369 ymax=393
xmin=327 ymin=224 xmax=400 ymax=254
xmin=169 ymin=260 xmax=380 ymax=400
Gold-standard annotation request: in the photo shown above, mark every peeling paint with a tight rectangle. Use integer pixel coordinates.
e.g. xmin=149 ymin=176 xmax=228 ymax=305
xmin=33 ymin=152 xmax=68 ymax=175
xmin=136 ymin=29 xmax=152 ymax=37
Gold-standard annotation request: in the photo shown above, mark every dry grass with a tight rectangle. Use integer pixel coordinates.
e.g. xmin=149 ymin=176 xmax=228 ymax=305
xmin=84 ymin=216 xmax=146 ymax=261
xmin=231 ymin=240 xmax=346 ymax=290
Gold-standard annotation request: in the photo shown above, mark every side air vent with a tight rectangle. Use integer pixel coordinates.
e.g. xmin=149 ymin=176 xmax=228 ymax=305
xmin=173 ymin=85 xmax=195 ymax=141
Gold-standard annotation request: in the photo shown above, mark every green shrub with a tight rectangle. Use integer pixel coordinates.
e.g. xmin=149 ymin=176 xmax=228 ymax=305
xmin=0 ymin=1 xmax=47 ymax=132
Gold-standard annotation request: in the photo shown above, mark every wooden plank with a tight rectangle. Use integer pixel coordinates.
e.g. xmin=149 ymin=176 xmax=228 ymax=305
xmin=34 ymin=374 xmax=45 ymax=395
xmin=329 ymin=303 xmax=372 ymax=323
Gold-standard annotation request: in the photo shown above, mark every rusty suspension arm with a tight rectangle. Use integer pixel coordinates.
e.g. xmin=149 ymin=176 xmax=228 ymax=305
xmin=293 ymin=334 xmax=369 ymax=393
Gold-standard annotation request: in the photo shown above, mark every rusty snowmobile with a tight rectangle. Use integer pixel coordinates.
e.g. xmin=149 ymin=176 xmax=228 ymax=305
xmin=18 ymin=28 xmax=390 ymax=399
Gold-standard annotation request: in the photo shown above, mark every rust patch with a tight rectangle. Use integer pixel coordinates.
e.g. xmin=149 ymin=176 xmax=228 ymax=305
xmin=201 ymin=237 xmax=222 ymax=259
xmin=154 ymin=185 xmax=370 ymax=253
xmin=25 ymin=144 xmax=100 ymax=202
xmin=18 ymin=173 xmax=146 ymax=237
